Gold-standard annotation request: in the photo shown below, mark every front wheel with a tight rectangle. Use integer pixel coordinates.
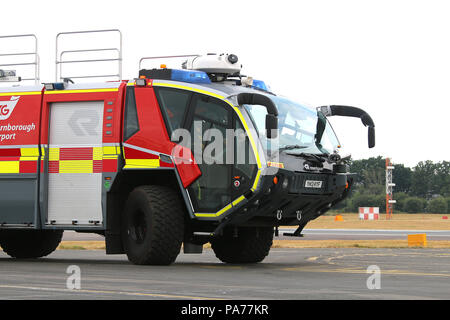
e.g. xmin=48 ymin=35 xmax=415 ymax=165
xmin=211 ymin=226 xmax=274 ymax=264
xmin=0 ymin=230 xmax=63 ymax=259
xmin=121 ymin=185 xmax=185 ymax=265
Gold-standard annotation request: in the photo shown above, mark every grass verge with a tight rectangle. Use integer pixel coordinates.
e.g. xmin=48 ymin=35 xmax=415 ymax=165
xmin=55 ymin=239 xmax=450 ymax=250
xmin=57 ymin=241 xmax=106 ymax=250
xmin=302 ymin=213 xmax=450 ymax=230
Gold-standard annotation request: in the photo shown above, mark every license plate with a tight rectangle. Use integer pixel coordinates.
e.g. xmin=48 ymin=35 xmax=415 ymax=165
xmin=304 ymin=180 xmax=323 ymax=188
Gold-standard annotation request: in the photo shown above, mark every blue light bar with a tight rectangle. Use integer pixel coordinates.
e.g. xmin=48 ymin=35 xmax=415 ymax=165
xmin=53 ymin=82 xmax=65 ymax=90
xmin=171 ymin=69 xmax=211 ymax=84
xmin=44 ymin=82 xmax=65 ymax=90
xmin=251 ymin=79 xmax=269 ymax=91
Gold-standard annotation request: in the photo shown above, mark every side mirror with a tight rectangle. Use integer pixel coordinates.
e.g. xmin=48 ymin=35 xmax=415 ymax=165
xmin=237 ymin=92 xmax=279 ymax=139
xmin=320 ymin=105 xmax=376 ymax=148
xmin=368 ymin=126 xmax=375 ymax=148
xmin=266 ymin=114 xmax=278 ymax=139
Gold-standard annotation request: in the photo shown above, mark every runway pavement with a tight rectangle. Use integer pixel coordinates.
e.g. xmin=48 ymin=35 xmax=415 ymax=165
xmin=0 ymin=248 xmax=449 ymax=300
xmin=61 ymin=229 xmax=450 ymax=241
xmin=282 ymin=228 xmax=450 ymax=240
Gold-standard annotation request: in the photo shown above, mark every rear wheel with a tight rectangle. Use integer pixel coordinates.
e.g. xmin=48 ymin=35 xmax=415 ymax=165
xmin=211 ymin=226 xmax=274 ymax=264
xmin=0 ymin=230 xmax=63 ymax=259
xmin=121 ymin=185 xmax=185 ymax=265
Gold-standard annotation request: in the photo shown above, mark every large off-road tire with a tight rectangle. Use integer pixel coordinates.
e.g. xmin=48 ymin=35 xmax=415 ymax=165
xmin=211 ymin=226 xmax=274 ymax=264
xmin=0 ymin=230 xmax=63 ymax=259
xmin=121 ymin=185 xmax=185 ymax=265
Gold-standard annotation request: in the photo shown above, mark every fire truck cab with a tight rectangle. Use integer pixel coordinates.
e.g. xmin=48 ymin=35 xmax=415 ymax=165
xmin=0 ymin=30 xmax=375 ymax=265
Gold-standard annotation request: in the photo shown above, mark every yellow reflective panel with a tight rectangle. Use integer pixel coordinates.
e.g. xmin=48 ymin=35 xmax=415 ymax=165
xmin=48 ymin=148 xmax=60 ymax=161
xmin=59 ymin=160 xmax=94 ymax=173
xmin=124 ymin=159 xmax=160 ymax=168
xmin=0 ymin=161 xmax=20 ymax=173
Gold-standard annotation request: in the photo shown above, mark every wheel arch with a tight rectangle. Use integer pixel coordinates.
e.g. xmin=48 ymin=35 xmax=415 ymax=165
xmin=104 ymin=168 xmax=193 ymax=254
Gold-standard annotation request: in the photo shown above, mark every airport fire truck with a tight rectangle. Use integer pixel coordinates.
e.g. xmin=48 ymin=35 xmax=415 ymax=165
xmin=0 ymin=30 xmax=375 ymax=265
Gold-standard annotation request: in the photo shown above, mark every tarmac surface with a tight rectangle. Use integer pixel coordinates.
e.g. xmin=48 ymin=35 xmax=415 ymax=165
xmin=0 ymin=247 xmax=449 ymax=300
xmin=283 ymin=228 xmax=450 ymax=240
xmin=61 ymin=229 xmax=450 ymax=241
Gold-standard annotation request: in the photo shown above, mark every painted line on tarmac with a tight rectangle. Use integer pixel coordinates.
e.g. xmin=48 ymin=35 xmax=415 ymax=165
xmin=281 ymin=267 xmax=450 ymax=278
xmin=0 ymin=284 xmax=227 ymax=300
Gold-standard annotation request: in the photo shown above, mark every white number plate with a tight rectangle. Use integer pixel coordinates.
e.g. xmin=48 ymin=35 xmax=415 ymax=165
xmin=304 ymin=180 xmax=323 ymax=188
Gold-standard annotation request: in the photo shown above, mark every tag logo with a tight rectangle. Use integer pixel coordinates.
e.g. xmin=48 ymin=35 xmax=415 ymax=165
xmin=0 ymin=96 xmax=20 ymax=120
xmin=304 ymin=163 xmax=323 ymax=171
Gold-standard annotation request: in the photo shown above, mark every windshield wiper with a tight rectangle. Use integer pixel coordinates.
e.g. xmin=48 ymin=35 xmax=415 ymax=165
xmin=278 ymin=145 xmax=308 ymax=152
xmin=286 ymin=152 xmax=328 ymax=163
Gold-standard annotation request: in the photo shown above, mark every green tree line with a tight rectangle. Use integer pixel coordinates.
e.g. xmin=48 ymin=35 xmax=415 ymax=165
xmin=336 ymin=156 xmax=450 ymax=214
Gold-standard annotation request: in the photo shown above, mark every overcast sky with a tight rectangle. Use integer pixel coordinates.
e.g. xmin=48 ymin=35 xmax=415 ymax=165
xmin=2 ymin=0 xmax=449 ymax=167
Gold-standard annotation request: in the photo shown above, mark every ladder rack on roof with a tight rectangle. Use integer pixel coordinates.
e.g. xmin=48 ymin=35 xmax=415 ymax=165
xmin=0 ymin=34 xmax=40 ymax=84
xmin=55 ymin=29 xmax=122 ymax=82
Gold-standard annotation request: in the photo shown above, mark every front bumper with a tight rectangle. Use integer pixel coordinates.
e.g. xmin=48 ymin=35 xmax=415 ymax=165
xmin=228 ymin=169 xmax=350 ymax=226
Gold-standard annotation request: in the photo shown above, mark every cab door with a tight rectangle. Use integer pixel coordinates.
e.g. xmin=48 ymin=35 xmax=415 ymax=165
xmin=185 ymin=93 xmax=233 ymax=213
xmin=154 ymin=87 xmax=257 ymax=215
xmin=151 ymin=88 xmax=235 ymax=214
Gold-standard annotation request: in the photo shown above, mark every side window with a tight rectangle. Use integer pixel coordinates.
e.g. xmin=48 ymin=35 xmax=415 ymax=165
xmin=190 ymin=94 xmax=229 ymax=164
xmin=123 ymin=86 xmax=139 ymax=140
xmin=192 ymin=95 xmax=229 ymax=126
xmin=154 ymin=87 xmax=191 ymax=134
xmin=234 ymin=119 xmax=257 ymax=186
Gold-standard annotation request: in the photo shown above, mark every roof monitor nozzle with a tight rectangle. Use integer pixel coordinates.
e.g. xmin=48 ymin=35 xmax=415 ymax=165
xmin=184 ymin=53 xmax=242 ymax=79
xmin=227 ymin=54 xmax=238 ymax=64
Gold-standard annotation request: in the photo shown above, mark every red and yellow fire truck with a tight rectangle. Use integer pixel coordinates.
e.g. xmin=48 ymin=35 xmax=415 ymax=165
xmin=0 ymin=30 xmax=375 ymax=265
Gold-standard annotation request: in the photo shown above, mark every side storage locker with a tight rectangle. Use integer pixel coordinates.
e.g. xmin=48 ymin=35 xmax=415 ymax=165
xmin=46 ymin=101 xmax=104 ymax=225
xmin=0 ymin=86 xmax=43 ymax=227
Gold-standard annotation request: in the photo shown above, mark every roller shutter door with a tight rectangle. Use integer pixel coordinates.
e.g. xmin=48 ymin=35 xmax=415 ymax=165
xmin=47 ymin=101 xmax=104 ymax=225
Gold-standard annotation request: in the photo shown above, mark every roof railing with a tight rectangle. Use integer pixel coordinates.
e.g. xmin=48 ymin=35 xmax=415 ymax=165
xmin=0 ymin=34 xmax=40 ymax=84
xmin=55 ymin=29 xmax=122 ymax=82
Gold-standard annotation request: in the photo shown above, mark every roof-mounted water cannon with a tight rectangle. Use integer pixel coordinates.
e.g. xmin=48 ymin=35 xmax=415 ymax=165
xmin=183 ymin=53 xmax=242 ymax=81
xmin=138 ymin=53 xmax=272 ymax=89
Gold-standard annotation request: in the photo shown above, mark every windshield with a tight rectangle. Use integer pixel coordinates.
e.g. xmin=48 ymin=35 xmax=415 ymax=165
xmin=244 ymin=96 xmax=340 ymax=155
